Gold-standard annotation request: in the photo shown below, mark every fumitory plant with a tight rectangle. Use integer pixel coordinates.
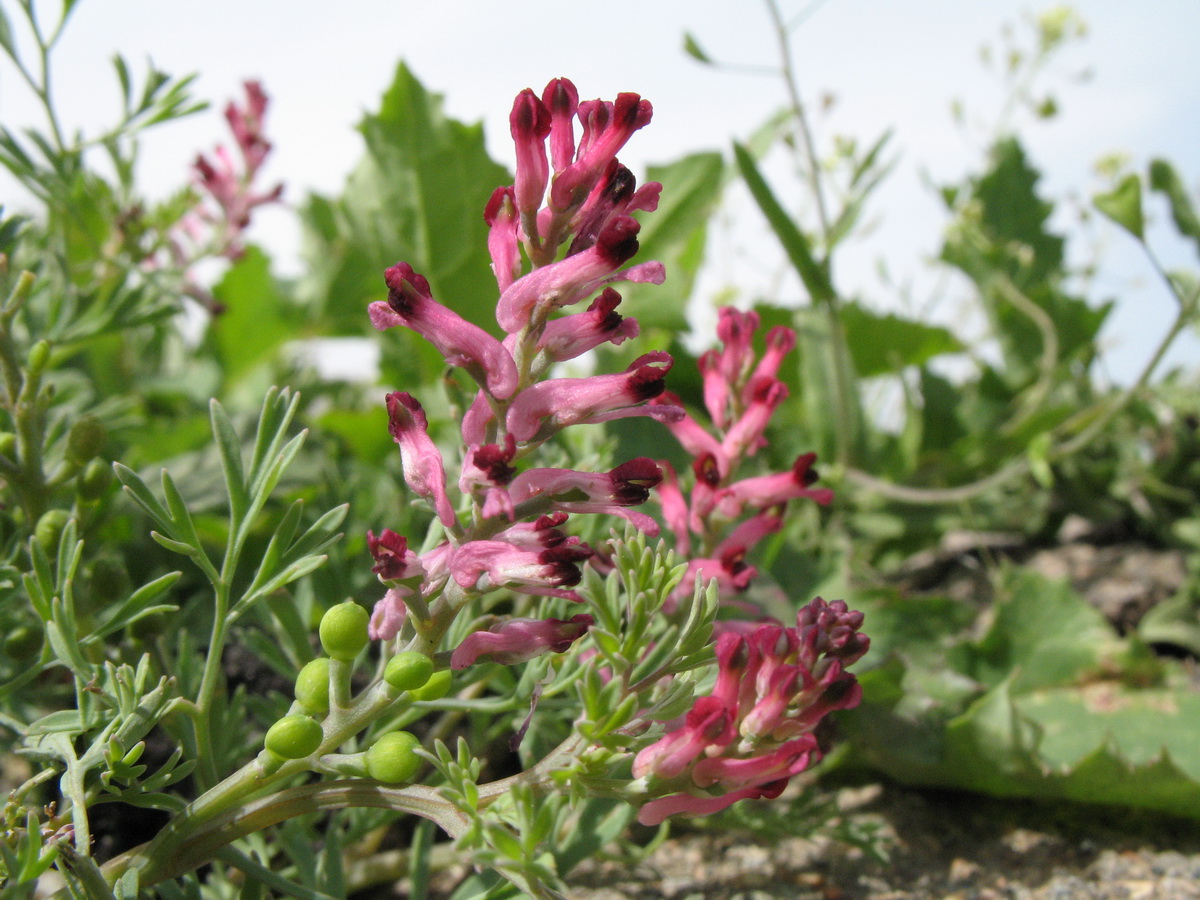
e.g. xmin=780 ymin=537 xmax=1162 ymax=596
xmin=1 ymin=60 xmax=868 ymax=900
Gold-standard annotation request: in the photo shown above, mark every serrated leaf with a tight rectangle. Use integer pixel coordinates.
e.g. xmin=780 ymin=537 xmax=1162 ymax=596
xmin=839 ymin=303 xmax=964 ymax=378
xmin=1093 ymin=172 xmax=1144 ymax=240
xmin=298 ymin=63 xmax=509 ymax=339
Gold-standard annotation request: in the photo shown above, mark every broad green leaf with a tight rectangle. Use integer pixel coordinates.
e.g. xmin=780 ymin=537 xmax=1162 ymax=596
xmin=207 ymin=246 xmax=291 ymax=385
xmin=964 ymin=567 xmax=1121 ymax=693
xmin=1017 ymin=684 xmax=1200 ymax=780
xmin=839 ymin=303 xmax=964 ymax=378
xmin=1093 ymin=173 xmax=1144 ymax=240
xmin=619 ymin=151 xmax=723 ymax=331
xmin=299 ymin=63 xmax=509 ymax=339
xmin=1149 ymin=158 xmax=1200 ymax=254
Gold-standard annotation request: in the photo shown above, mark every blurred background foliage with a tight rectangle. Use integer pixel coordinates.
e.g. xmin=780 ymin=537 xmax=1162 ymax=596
xmin=2 ymin=0 xmax=1200 ymax=894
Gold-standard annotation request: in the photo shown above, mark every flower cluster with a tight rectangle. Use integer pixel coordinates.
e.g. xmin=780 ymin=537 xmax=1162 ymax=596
xmin=366 ymin=78 xmax=681 ymax=665
xmin=632 ymin=597 xmax=868 ymax=825
xmin=161 ymin=81 xmax=284 ymax=313
xmin=191 ymin=80 xmax=284 ymax=261
xmin=653 ymin=308 xmax=833 ymax=612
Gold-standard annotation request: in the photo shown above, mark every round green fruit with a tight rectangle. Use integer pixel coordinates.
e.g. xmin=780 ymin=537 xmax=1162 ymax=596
xmin=294 ymin=658 xmax=331 ymax=714
xmin=66 ymin=416 xmax=106 ymax=463
xmin=34 ymin=509 xmax=70 ymax=552
xmin=263 ymin=715 xmax=323 ymax=760
xmin=408 ymin=669 xmax=451 ymax=703
xmin=364 ymin=731 xmax=421 ymax=784
xmin=319 ymin=602 xmax=369 ymax=661
xmin=384 ymin=651 xmax=434 ymax=693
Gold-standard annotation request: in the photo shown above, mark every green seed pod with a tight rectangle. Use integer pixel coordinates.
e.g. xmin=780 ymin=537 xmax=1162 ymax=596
xmin=364 ymin=731 xmax=421 ymax=784
xmin=294 ymin=657 xmax=331 ymax=714
xmin=319 ymin=602 xmax=370 ymax=661
xmin=66 ymin=415 xmax=106 ymax=463
xmin=408 ymin=669 xmax=451 ymax=703
xmin=27 ymin=340 xmax=50 ymax=377
xmin=4 ymin=624 xmax=43 ymax=660
xmin=77 ymin=459 xmax=114 ymax=501
xmin=384 ymin=651 xmax=434 ymax=693
xmin=263 ymin=714 xmax=323 ymax=760
xmin=34 ymin=509 xmax=70 ymax=552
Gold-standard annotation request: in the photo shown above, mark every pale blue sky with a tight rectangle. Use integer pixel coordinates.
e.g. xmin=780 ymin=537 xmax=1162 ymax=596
xmin=2 ymin=0 xmax=1197 ymax=382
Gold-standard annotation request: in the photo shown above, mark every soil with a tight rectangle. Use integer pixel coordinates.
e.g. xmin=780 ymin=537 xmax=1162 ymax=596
xmin=566 ymin=783 xmax=1200 ymax=899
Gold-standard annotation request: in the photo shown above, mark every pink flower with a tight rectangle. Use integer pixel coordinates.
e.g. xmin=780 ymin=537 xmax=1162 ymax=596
xmin=714 ymin=452 xmax=834 ymax=518
xmin=636 ymin=782 xmax=786 ymax=828
xmin=450 ymin=540 xmax=592 ymax=598
xmin=369 ymin=587 xmax=409 ymax=641
xmin=510 ymin=89 xmax=552 ymax=221
xmin=367 ymin=529 xmax=425 ymax=583
xmin=507 ymin=458 xmax=664 ymax=533
xmin=536 ymin=288 xmax=639 ymax=361
xmin=721 ymin=375 xmax=788 ymax=460
xmin=632 ymin=696 xmax=735 ymax=780
xmin=495 ymin=216 xmax=664 ymax=333
xmin=190 ymin=81 xmax=283 ymax=261
xmin=632 ymin=597 xmax=867 ymax=824
xmin=568 ymin=165 xmax=661 ymax=256
xmin=506 ymin=352 xmax=680 ymax=442
xmin=385 ymin=392 xmax=457 ymax=528
xmin=550 ymin=93 xmax=653 ymax=212
xmin=450 ymin=614 xmax=593 ymax=669
xmin=484 ymin=187 xmax=522 ymax=292
xmin=373 ymin=263 xmax=518 ymax=400
xmin=542 ymin=78 xmax=579 ymax=173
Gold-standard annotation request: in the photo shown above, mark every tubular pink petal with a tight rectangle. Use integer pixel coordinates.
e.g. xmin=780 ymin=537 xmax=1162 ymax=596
xmin=542 ymin=77 xmax=579 ymax=173
xmin=484 ymin=186 xmax=522 ymax=291
xmin=386 ymin=392 xmax=457 ymax=528
xmin=538 ymin=288 xmax=640 ymax=360
xmin=369 ymin=587 xmax=409 ymax=641
xmin=505 ymin=352 xmax=674 ymax=442
xmin=510 ymin=89 xmax=551 ymax=220
xmin=691 ymin=736 xmax=818 ymax=791
xmin=384 ymin=263 xmax=519 ymax=399
xmin=450 ymin=613 xmax=593 ymax=669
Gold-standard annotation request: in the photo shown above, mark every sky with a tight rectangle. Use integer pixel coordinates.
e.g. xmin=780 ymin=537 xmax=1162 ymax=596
xmin=2 ymin=0 xmax=1198 ymax=383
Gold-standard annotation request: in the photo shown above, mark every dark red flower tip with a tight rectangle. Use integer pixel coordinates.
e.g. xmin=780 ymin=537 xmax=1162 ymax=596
xmin=473 ymin=436 xmax=517 ymax=486
xmin=384 ymin=263 xmax=432 ymax=316
xmin=595 ymin=215 xmax=641 ymax=266
xmin=693 ymin=452 xmax=722 ymax=488
xmin=791 ymin=452 xmax=819 ymax=487
xmin=604 ymin=164 xmax=637 ymax=205
xmin=484 ymin=185 xmax=515 ymax=225
xmin=510 ymin=88 xmax=551 ymax=140
xmin=609 ymin=457 xmax=663 ymax=489
xmin=542 ymin=77 xmax=579 ymax=117
xmin=613 ymin=93 xmax=653 ymax=131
